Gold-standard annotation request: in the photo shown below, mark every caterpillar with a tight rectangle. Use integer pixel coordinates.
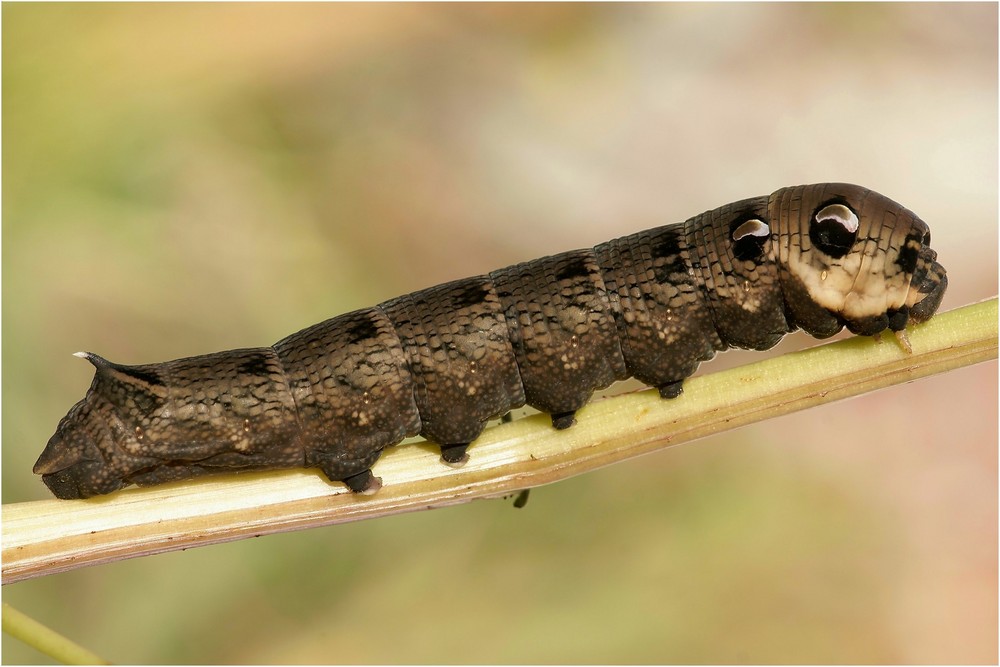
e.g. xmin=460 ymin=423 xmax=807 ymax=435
xmin=34 ymin=183 xmax=947 ymax=500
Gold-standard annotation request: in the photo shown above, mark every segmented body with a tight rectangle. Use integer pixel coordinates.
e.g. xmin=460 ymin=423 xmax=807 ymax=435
xmin=34 ymin=183 xmax=947 ymax=499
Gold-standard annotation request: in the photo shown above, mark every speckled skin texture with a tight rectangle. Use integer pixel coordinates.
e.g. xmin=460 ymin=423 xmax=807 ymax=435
xmin=35 ymin=183 xmax=947 ymax=499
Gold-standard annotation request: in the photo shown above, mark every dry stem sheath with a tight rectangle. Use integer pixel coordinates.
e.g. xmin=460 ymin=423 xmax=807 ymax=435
xmin=3 ymin=299 xmax=996 ymax=585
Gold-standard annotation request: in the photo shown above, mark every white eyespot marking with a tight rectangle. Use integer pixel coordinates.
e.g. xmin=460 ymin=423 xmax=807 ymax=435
xmin=731 ymin=218 xmax=770 ymax=241
xmin=814 ymin=204 xmax=859 ymax=234
xmin=731 ymin=217 xmax=771 ymax=262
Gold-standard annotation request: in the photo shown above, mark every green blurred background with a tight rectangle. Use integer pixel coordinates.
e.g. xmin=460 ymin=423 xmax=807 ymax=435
xmin=3 ymin=4 xmax=996 ymax=663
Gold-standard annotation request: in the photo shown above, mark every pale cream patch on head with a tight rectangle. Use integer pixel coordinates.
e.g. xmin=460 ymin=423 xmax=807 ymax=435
xmin=793 ymin=250 xmax=909 ymax=321
xmin=843 ymin=231 xmax=917 ymax=321
xmin=788 ymin=256 xmax=858 ymax=312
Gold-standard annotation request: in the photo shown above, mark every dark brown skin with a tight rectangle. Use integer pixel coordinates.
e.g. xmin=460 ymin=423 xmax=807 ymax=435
xmin=34 ymin=183 xmax=947 ymax=499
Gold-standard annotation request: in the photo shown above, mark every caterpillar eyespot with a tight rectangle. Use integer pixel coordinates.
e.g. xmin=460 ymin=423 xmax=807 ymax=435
xmin=33 ymin=183 xmax=948 ymax=500
xmin=730 ymin=216 xmax=771 ymax=262
xmin=810 ymin=201 xmax=860 ymax=258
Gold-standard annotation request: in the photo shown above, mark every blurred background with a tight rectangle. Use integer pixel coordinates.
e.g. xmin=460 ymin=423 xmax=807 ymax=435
xmin=3 ymin=4 xmax=996 ymax=663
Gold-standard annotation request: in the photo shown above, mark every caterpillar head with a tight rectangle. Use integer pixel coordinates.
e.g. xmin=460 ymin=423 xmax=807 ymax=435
xmin=769 ymin=183 xmax=947 ymax=338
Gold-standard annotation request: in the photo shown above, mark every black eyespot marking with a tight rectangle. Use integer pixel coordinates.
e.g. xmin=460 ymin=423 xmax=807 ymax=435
xmin=810 ymin=201 xmax=859 ymax=259
xmin=730 ymin=215 xmax=770 ymax=262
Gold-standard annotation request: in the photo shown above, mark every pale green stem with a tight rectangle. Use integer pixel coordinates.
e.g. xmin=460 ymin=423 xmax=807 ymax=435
xmin=2 ymin=299 xmax=996 ymax=585
xmin=2 ymin=603 xmax=110 ymax=665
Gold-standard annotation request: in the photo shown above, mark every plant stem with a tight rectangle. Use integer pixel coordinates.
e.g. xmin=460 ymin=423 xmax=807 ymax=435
xmin=2 ymin=298 xmax=996 ymax=585
xmin=2 ymin=603 xmax=110 ymax=665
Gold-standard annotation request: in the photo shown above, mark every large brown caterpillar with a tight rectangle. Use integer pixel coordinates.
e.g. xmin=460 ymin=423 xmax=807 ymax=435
xmin=35 ymin=183 xmax=947 ymax=500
